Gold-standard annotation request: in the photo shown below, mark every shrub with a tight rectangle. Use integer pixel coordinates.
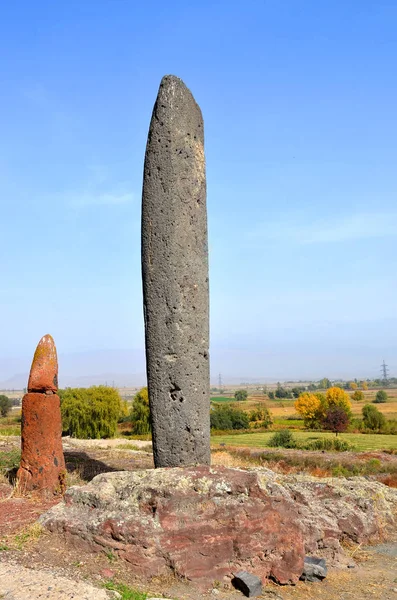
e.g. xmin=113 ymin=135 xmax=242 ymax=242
xmin=305 ymin=438 xmax=353 ymax=452
xmin=249 ymin=407 xmax=273 ymax=428
xmin=234 ymin=390 xmax=248 ymax=402
xmin=130 ymin=388 xmax=151 ymax=435
xmin=0 ymin=395 xmax=12 ymax=418
xmin=268 ymin=391 xmax=275 ymax=400
xmin=275 ymin=384 xmax=292 ymax=399
xmin=60 ymin=386 xmax=123 ymax=439
xmin=374 ymin=390 xmax=388 ymax=404
xmin=351 ymin=390 xmax=364 ymax=402
xmin=362 ymin=404 xmax=386 ymax=431
xmin=268 ymin=429 xmax=297 ymax=449
xmin=210 ymin=405 xmax=249 ymax=430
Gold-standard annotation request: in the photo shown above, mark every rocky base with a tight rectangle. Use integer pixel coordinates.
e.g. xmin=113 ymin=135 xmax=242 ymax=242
xmin=39 ymin=466 xmax=397 ymax=591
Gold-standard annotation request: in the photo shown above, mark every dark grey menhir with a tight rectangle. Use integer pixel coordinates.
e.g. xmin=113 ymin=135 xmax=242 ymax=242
xmin=141 ymin=75 xmax=210 ymax=468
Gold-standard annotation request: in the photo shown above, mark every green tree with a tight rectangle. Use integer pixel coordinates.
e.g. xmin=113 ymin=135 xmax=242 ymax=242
xmin=319 ymin=378 xmax=332 ymax=389
xmin=60 ymin=386 xmax=123 ymax=439
xmin=275 ymin=383 xmax=292 ymax=399
xmin=268 ymin=391 xmax=275 ymax=400
xmin=234 ymin=389 xmax=248 ymax=402
xmin=362 ymin=404 xmax=386 ymax=431
xmin=0 ymin=395 xmax=11 ymax=417
xmin=210 ymin=405 xmax=249 ymax=430
xmin=130 ymin=387 xmax=151 ymax=435
xmin=374 ymin=390 xmax=388 ymax=404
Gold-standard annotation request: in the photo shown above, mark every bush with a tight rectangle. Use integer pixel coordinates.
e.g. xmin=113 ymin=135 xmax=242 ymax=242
xmin=0 ymin=395 xmax=12 ymax=417
xmin=249 ymin=407 xmax=273 ymax=428
xmin=268 ymin=429 xmax=297 ymax=448
xmin=362 ymin=404 xmax=386 ymax=431
xmin=234 ymin=390 xmax=248 ymax=402
xmin=351 ymin=390 xmax=364 ymax=402
xmin=130 ymin=388 xmax=151 ymax=435
xmin=268 ymin=391 xmax=275 ymax=400
xmin=210 ymin=405 xmax=249 ymax=430
xmin=60 ymin=386 xmax=123 ymax=439
xmin=275 ymin=384 xmax=292 ymax=399
xmin=374 ymin=390 xmax=388 ymax=404
xmin=304 ymin=438 xmax=353 ymax=452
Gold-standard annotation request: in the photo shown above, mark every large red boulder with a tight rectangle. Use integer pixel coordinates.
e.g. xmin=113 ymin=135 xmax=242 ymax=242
xmin=40 ymin=466 xmax=305 ymax=588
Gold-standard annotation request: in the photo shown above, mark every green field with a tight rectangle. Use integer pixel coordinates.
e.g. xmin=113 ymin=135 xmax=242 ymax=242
xmin=211 ymin=430 xmax=397 ymax=451
xmin=210 ymin=396 xmax=234 ymax=403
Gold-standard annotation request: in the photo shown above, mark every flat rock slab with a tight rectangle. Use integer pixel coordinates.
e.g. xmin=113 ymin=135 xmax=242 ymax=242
xmin=39 ymin=467 xmax=397 ymax=591
xmin=0 ymin=563 xmax=112 ymax=600
xmin=40 ymin=466 xmax=305 ymax=589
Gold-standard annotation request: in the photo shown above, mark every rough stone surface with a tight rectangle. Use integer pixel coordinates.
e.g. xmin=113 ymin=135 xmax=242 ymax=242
xmin=300 ymin=556 xmax=327 ymax=581
xmin=233 ymin=571 xmax=263 ymax=597
xmin=40 ymin=466 xmax=305 ymax=589
xmin=40 ymin=466 xmax=397 ymax=591
xmin=141 ymin=74 xmax=210 ymax=468
xmin=0 ymin=562 xmax=114 ymax=599
xmin=27 ymin=334 xmax=58 ymax=393
xmin=17 ymin=336 xmax=65 ymax=497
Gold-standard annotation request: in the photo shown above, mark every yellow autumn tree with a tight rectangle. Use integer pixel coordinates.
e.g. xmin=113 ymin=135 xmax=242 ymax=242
xmin=362 ymin=381 xmax=368 ymax=391
xmin=349 ymin=382 xmax=358 ymax=390
xmin=294 ymin=393 xmax=321 ymax=427
xmin=326 ymin=386 xmax=352 ymax=415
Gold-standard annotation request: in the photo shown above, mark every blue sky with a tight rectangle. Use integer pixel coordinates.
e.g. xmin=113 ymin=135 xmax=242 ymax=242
xmin=1 ymin=1 xmax=396 ymax=383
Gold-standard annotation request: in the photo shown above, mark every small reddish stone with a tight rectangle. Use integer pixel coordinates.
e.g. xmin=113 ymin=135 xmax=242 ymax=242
xmin=27 ymin=334 xmax=58 ymax=393
xmin=17 ymin=335 xmax=65 ymax=498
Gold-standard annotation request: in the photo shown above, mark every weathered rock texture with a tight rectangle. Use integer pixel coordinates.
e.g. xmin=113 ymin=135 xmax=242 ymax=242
xmin=27 ymin=333 xmax=58 ymax=393
xmin=17 ymin=335 xmax=65 ymax=497
xmin=39 ymin=466 xmax=397 ymax=590
xmin=40 ymin=466 xmax=304 ymax=588
xmin=141 ymin=75 xmax=210 ymax=468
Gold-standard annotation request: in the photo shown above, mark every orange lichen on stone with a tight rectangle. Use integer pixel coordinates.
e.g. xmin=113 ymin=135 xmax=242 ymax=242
xmin=27 ymin=334 xmax=58 ymax=393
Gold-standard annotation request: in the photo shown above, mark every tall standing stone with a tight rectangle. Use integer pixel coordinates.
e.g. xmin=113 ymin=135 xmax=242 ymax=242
xmin=17 ymin=334 xmax=66 ymax=496
xmin=142 ymin=75 xmax=210 ymax=467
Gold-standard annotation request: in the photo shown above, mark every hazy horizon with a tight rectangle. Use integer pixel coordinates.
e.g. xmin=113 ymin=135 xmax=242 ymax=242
xmin=1 ymin=2 xmax=396 ymax=381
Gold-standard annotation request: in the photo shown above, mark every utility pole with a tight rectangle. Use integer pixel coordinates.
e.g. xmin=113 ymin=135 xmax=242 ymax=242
xmin=218 ymin=373 xmax=223 ymax=394
xmin=380 ymin=360 xmax=389 ymax=385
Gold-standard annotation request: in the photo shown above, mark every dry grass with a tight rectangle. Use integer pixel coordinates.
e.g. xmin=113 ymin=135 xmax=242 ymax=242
xmin=10 ymin=522 xmax=45 ymax=550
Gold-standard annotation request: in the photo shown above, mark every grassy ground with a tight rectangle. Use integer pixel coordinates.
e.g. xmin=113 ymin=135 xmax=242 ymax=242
xmin=211 ymin=430 xmax=397 ymax=451
xmin=210 ymin=396 xmax=234 ymax=403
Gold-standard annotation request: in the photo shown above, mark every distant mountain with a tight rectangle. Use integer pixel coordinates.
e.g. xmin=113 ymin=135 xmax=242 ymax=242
xmin=0 ymin=371 xmax=147 ymax=390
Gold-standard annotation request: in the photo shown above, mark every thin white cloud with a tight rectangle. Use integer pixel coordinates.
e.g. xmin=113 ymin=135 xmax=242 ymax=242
xmin=68 ymin=190 xmax=135 ymax=208
xmin=57 ymin=164 xmax=136 ymax=208
xmin=253 ymin=212 xmax=397 ymax=245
